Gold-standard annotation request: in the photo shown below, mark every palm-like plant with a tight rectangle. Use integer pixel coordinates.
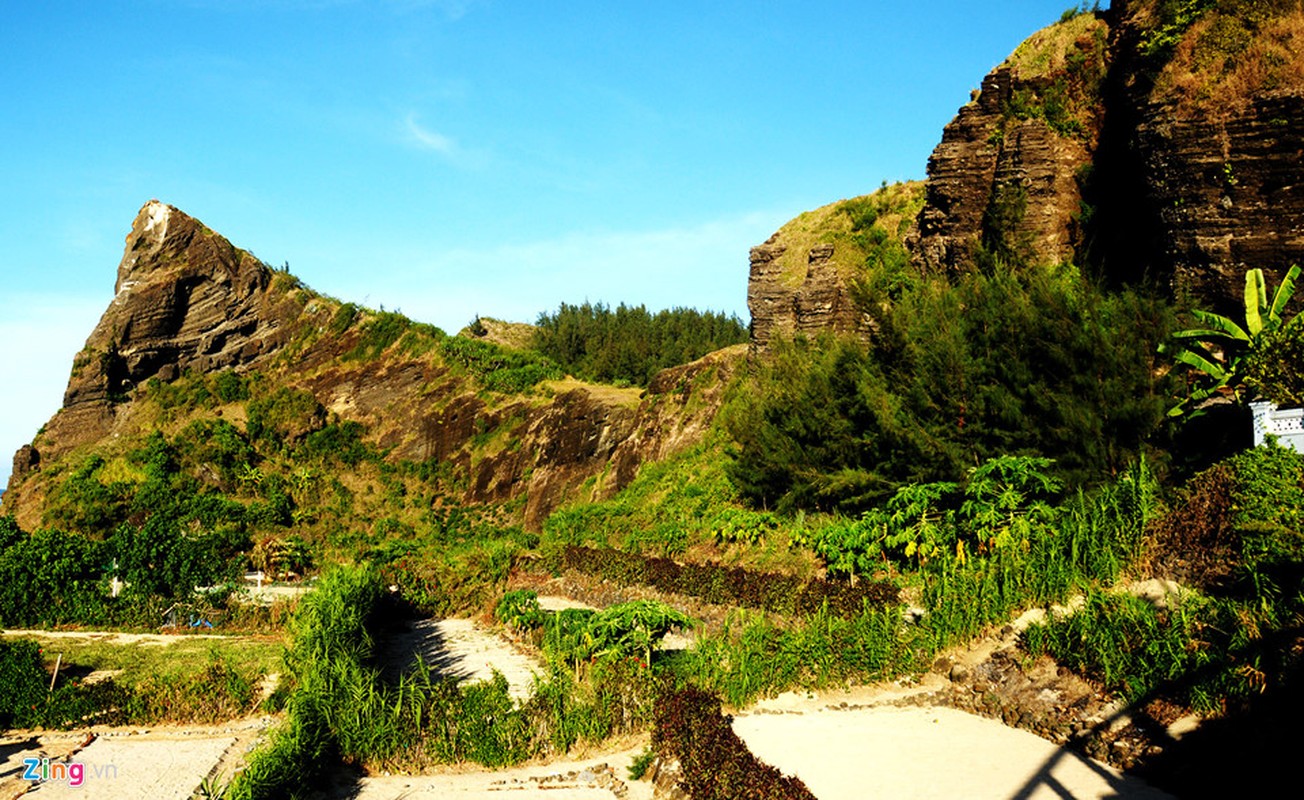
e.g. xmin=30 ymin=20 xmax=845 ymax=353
xmin=1162 ymin=265 xmax=1301 ymax=417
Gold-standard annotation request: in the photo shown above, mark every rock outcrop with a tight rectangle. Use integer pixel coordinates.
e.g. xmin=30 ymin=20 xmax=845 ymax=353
xmin=1136 ymin=92 xmax=1304 ymax=312
xmin=3 ymin=201 xmax=740 ymax=531
xmin=911 ymin=12 xmax=1109 ymax=273
xmin=37 ymin=201 xmax=297 ymax=462
xmin=753 ymin=2 xmax=1304 ymax=349
xmin=747 ymin=236 xmax=869 ymax=350
xmin=747 ymin=183 xmax=924 ymax=351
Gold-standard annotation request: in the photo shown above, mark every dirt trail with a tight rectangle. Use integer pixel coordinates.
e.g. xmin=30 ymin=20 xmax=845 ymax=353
xmin=2 ymin=629 xmax=232 ymax=646
xmin=381 ymin=617 xmax=544 ymax=701
xmin=340 ymin=745 xmax=653 ymax=800
xmin=0 ymin=719 xmax=274 ymax=800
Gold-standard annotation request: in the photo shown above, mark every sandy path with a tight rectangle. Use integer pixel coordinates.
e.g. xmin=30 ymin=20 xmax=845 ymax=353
xmin=2 ymin=629 xmax=232 ymax=645
xmin=341 ymin=745 xmax=653 ymax=800
xmin=0 ymin=720 xmax=273 ymax=800
xmin=384 ymin=618 xmax=544 ymax=702
xmin=732 ymin=698 xmax=1175 ymax=800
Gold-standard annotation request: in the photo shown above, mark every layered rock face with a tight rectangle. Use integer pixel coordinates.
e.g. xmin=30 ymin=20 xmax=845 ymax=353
xmin=4 ymin=201 xmax=738 ymax=530
xmin=746 ymin=182 xmax=924 ymax=352
xmin=911 ymin=67 xmax=1098 ymax=272
xmin=747 ymin=236 xmax=869 ymax=350
xmin=1137 ymin=94 xmax=1304 ymax=312
xmin=38 ymin=201 xmax=295 ymax=461
xmin=750 ymin=2 xmax=1304 ymax=348
xmin=911 ymin=2 xmax=1304 ymax=307
xmin=911 ymin=13 xmax=1108 ymax=273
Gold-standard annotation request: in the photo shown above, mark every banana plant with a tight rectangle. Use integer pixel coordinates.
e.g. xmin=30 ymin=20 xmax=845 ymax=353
xmin=1161 ymin=265 xmax=1300 ymax=417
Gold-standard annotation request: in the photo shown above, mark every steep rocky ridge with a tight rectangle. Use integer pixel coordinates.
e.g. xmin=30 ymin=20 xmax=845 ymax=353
xmin=910 ymin=12 xmax=1109 ymax=273
xmin=36 ymin=201 xmax=300 ymax=464
xmin=752 ymin=1 xmax=1304 ymax=350
xmin=2 ymin=202 xmax=741 ymax=532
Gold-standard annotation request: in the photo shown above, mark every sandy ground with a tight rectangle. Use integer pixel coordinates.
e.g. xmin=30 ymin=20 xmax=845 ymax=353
xmin=0 ymin=719 xmax=273 ymax=800
xmin=2 ymin=629 xmax=231 ymax=646
xmin=383 ymin=617 xmax=544 ymax=701
xmin=340 ymin=745 xmax=654 ymax=800
xmin=732 ymin=689 xmax=1176 ymax=800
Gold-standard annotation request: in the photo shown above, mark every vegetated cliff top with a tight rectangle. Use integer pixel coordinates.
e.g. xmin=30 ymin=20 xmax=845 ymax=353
xmin=458 ymin=317 xmax=539 ymax=351
xmin=755 ymin=182 xmax=925 ymax=291
xmin=1006 ymin=10 xmax=1109 ymax=81
xmin=1134 ymin=0 xmax=1304 ymax=115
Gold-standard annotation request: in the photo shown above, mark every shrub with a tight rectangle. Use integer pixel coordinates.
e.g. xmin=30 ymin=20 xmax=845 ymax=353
xmin=558 ymin=545 xmax=898 ymax=617
xmin=652 ymin=685 xmax=817 ymax=800
xmin=0 ymin=527 xmax=108 ymax=626
xmin=440 ymin=336 xmax=563 ymax=393
xmin=1247 ymin=316 xmax=1304 ymax=405
xmin=346 ymin=311 xmax=411 ymax=361
xmin=0 ymin=639 xmax=48 ymax=728
xmin=728 ymin=266 xmax=1172 ymax=512
xmin=495 ymin=590 xmax=546 ymax=633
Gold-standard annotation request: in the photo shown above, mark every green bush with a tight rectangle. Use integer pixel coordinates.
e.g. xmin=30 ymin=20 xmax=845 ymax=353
xmin=0 ymin=639 xmax=48 ymax=728
xmin=728 ymin=266 xmax=1173 ymax=512
xmin=558 ymin=545 xmax=898 ymax=617
xmin=346 ymin=311 xmax=411 ymax=361
xmin=0 ymin=527 xmax=108 ymax=626
xmin=440 ymin=336 xmax=563 ymax=393
xmin=495 ymin=589 xmax=546 ymax=633
xmin=246 ymin=387 xmax=326 ymax=444
xmin=1247 ymin=316 xmax=1304 ymax=405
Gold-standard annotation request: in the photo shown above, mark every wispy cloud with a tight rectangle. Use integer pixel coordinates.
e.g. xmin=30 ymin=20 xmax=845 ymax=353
xmin=404 ymin=114 xmax=459 ymax=156
xmin=402 ymin=113 xmax=489 ymax=168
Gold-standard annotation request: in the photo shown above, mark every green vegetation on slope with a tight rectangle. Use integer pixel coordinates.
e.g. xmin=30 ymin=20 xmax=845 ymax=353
xmin=728 ymin=264 xmax=1174 ymax=513
xmin=1000 ymin=9 xmax=1109 ymax=140
xmin=1025 ymin=442 xmax=1304 ymax=711
xmin=532 ymin=301 xmax=748 ymax=387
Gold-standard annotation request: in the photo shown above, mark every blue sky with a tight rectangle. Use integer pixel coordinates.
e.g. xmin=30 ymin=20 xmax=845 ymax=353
xmin=1 ymin=0 xmax=1080 ymax=488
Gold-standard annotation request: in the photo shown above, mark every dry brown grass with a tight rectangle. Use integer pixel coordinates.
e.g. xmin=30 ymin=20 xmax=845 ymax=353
xmin=1155 ymin=7 xmax=1304 ymax=118
xmin=540 ymin=377 xmax=643 ymax=408
xmin=458 ymin=317 xmax=538 ymax=350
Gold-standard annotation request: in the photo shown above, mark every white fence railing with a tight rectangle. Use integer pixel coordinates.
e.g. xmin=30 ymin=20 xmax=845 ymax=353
xmin=1250 ymin=401 xmax=1304 ymax=451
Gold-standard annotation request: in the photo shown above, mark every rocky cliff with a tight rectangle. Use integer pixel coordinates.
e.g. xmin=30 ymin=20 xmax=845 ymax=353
xmin=752 ymin=1 xmax=1304 ymax=349
xmin=747 ymin=182 xmax=924 ymax=350
xmin=911 ymin=12 xmax=1109 ymax=273
xmin=3 ymin=202 xmax=740 ymax=532
xmin=30 ymin=202 xmax=298 ymax=470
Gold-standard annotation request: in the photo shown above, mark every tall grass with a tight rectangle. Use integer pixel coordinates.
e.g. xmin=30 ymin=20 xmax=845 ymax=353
xmin=229 ymin=565 xmax=660 ymax=798
xmin=664 ymin=461 xmax=1160 ymax=707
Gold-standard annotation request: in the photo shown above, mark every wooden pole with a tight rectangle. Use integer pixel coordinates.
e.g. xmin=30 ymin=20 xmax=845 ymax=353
xmin=49 ymin=653 xmax=62 ymax=692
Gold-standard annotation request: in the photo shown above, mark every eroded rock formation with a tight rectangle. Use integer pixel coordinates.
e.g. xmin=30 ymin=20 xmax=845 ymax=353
xmin=747 ymin=236 xmax=869 ymax=350
xmin=752 ymin=3 xmax=1304 ymax=351
xmin=37 ymin=201 xmax=298 ymax=462
xmin=3 ymin=201 xmax=740 ymax=530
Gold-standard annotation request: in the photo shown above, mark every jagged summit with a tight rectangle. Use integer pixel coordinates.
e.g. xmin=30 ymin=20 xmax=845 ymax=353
xmin=22 ymin=202 xmax=298 ymax=477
